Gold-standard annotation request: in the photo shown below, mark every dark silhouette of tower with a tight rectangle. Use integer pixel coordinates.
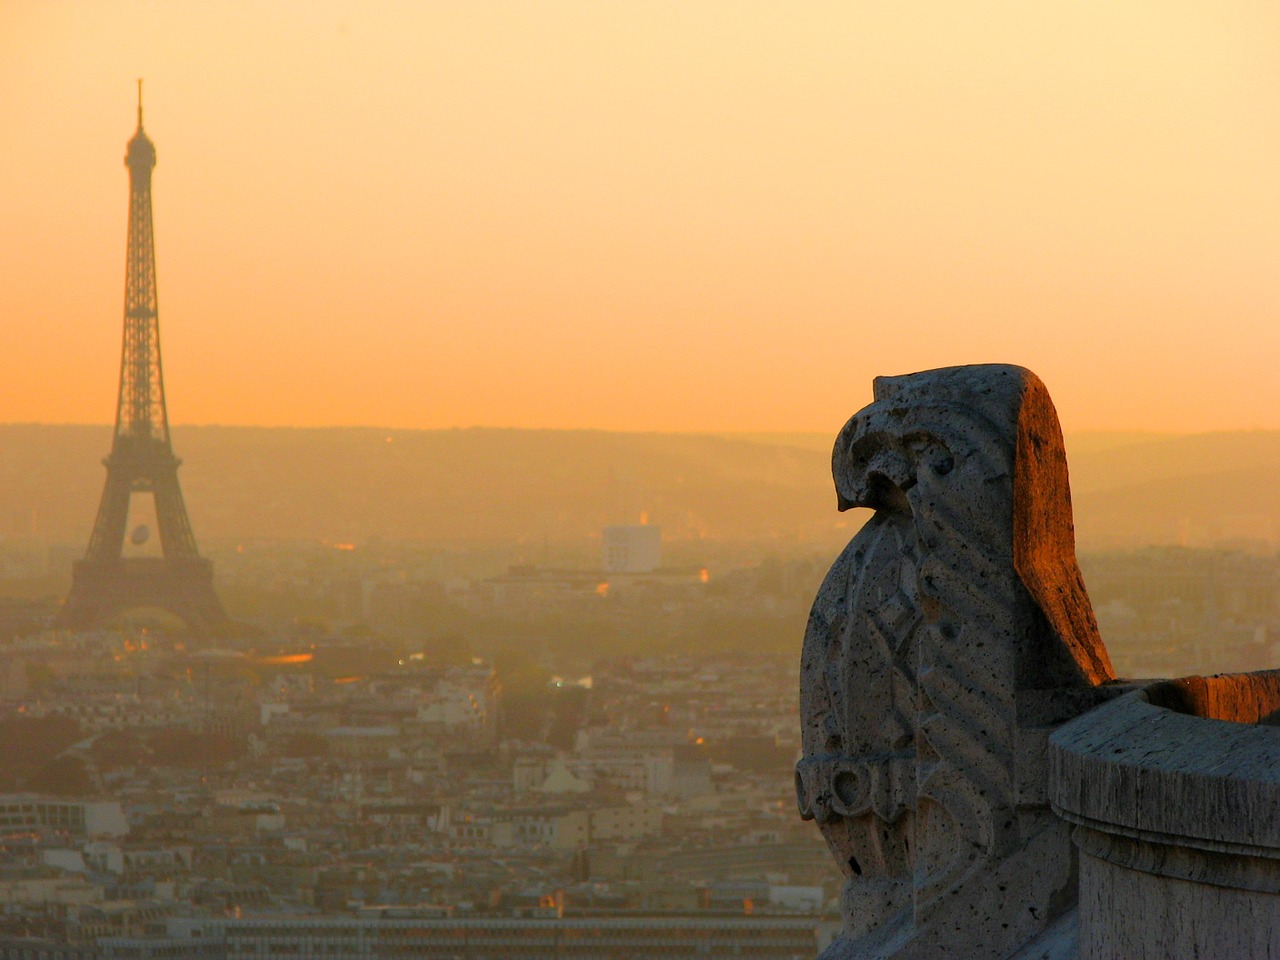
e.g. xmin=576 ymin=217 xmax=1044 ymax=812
xmin=60 ymin=85 xmax=229 ymax=637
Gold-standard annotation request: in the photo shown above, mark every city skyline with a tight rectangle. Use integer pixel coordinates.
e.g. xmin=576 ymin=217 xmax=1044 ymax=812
xmin=2 ymin=2 xmax=1279 ymax=434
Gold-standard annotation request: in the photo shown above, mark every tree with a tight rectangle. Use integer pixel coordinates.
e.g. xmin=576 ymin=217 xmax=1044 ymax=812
xmin=26 ymin=755 xmax=93 ymax=796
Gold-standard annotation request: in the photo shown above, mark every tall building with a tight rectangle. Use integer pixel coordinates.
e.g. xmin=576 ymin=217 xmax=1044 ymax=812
xmin=602 ymin=524 xmax=662 ymax=573
xmin=60 ymin=86 xmax=228 ymax=637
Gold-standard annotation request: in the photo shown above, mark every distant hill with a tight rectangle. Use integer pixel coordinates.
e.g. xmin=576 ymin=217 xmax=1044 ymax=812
xmin=1066 ymin=432 xmax=1280 ymax=549
xmin=2 ymin=425 xmax=1280 ymax=552
xmin=0 ymin=426 xmax=838 ymax=548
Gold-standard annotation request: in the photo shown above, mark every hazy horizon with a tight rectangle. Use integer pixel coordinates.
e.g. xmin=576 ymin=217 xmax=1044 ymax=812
xmin=4 ymin=423 xmax=1280 ymax=555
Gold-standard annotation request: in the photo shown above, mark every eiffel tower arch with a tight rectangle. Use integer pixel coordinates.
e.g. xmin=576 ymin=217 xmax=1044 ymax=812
xmin=60 ymin=85 xmax=229 ymax=638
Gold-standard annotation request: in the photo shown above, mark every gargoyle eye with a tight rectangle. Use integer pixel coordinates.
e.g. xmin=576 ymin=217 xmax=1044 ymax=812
xmin=908 ymin=439 xmax=954 ymax=477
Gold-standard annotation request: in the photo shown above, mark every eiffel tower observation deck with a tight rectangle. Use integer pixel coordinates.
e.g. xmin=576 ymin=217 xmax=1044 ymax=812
xmin=60 ymin=84 xmax=229 ymax=638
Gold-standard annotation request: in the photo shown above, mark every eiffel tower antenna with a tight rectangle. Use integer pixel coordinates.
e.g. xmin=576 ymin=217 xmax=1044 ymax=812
xmin=60 ymin=89 xmax=229 ymax=638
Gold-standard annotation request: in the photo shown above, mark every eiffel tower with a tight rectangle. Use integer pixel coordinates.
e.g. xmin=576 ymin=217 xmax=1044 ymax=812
xmin=60 ymin=85 xmax=229 ymax=637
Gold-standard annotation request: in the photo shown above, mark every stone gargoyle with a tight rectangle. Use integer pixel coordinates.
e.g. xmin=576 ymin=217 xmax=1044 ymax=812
xmin=797 ymin=364 xmax=1120 ymax=960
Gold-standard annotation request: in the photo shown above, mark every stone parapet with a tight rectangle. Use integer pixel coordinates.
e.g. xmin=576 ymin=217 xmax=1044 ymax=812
xmin=1050 ymin=671 xmax=1280 ymax=959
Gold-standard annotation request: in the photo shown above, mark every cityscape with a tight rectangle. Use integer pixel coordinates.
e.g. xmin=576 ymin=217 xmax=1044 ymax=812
xmin=0 ymin=92 xmax=835 ymax=952
xmin=0 ymin=501 xmax=1278 ymax=956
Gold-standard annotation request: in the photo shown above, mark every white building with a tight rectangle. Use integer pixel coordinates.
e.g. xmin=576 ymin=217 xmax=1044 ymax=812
xmin=602 ymin=525 xmax=661 ymax=573
xmin=0 ymin=796 xmax=128 ymax=837
xmin=417 ymin=666 xmax=495 ymax=742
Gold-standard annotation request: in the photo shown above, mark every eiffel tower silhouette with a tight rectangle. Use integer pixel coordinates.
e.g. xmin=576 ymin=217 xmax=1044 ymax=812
xmin=60 ymin=85 xmax=229 ymax=637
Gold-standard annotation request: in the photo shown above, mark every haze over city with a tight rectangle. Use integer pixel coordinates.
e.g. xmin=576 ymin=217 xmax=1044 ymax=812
xmin=3 ymin=1 xmax=1280 ymax=433
xmin=0 ymin=5 xmax=1279 ymax=958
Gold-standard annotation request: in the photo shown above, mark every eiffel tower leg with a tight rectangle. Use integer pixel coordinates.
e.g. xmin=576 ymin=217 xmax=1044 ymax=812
xmin=84 ymin=469 xmax=131 ymax=562
xmin=152 ymin=464 xmax=199 ymax=558
xmin=61 ymin=470 xmax=132 ymax=629
xmin=59 ymin=563 xmax=105 ymax=632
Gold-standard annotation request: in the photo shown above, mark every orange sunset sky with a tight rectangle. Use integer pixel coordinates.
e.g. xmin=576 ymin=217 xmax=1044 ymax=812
xmin=1 ymin=1 xmax=1278 ymax=434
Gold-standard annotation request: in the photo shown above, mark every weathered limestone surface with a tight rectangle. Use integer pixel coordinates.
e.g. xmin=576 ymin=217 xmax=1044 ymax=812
xmin=1051 ymin=673 xmax=1280 ymax=958
xmin=797 ymin=365 xmax=1122 ymax=960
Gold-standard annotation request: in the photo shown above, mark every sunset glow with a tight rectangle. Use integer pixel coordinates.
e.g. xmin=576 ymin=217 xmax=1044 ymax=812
xmin=253 ymin=653 xmax=315 ymax=666
xmin=2 ymin=1 xmax=1279 ymax=433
